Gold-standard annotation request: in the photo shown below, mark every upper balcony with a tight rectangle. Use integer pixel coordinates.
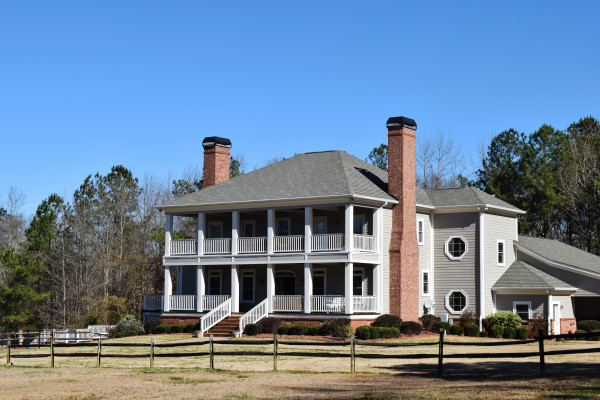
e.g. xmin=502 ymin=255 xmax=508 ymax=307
xmin=163 ymin=204 xmax=381 ymax=265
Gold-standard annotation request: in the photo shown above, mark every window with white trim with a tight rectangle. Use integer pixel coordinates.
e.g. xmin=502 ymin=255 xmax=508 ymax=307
xmin=208 ymin=221 xmax=223 ymax=238
xmin=313 ymin=217 xmax=327 ymax=235
xmin=445 ymin=290 xmax=468 ymax=314
xmin=276 ymin=218 xmax=291 ymax=236
xmin=417 ymin=218 xmax=425 ymax=245
xmin=422 ymin=270 xmax=430 ymax=295
xmin=313 ymin=269 xmax=326 ymax=295
xmin=241 ymin=220 xmax=256 ymax=237
xmin=513 ymin=301 xmax=531 ymax=321
xmin=445 ymin=236 xmax=467 ymax=260
xmin=497 ymin=240 xmax=505 ymax=266
xmin=208 ymin=270 xmax=222 ymax=295
xmin=353 ymin=268 xmax=365 ymax=296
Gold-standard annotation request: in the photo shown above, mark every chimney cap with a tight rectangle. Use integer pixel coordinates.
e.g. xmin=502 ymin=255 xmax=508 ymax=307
xmin=202 ymin=136 xmax=232 ymax=149
xmin=386 ymin=116 xmax=417 ymax=130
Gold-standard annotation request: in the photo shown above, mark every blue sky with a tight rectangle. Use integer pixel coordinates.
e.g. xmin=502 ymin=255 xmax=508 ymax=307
xmin=1 ymin=1 xmax=599 ymax=216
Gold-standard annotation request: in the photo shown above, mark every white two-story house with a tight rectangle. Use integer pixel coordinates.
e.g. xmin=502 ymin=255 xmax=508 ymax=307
xmin=144 ymin=117 xmax=600 ymax=336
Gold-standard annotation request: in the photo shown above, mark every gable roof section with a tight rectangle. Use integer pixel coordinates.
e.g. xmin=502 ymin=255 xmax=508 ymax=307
xmin=417 ymin=187 xmax=523 ymax=213
xmin=492 ymin=260 xmax=574 ymax=290
xmin=159 ymin=151 xmax=396 ymax=209
xmin=516 ymin=235 xmax=600 ymax=276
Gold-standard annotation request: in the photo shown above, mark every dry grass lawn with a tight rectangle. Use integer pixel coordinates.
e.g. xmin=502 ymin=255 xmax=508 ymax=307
xmin=1 ymin=334 xmax=599 ymax=399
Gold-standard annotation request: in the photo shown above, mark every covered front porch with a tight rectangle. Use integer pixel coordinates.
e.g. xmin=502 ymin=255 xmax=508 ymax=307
xmin=144 ymin=262 xmax=382 ymax=316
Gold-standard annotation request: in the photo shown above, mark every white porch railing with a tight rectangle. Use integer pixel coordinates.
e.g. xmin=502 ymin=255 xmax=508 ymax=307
xmin=202 ymin=295 xmax=230 ymax=311
xmin=311 ymin=233 xmax=344 ymax=252
xmin=238 ymin=237 xmax=267 ymax=254
xmin=353 ymin=296 xmax=377 ymax=312
xmin=354 ymin=234 xmax=376 ymax=252
xmin=200 ymin=298 xmax=231 ymax=335
xmin=170 ymin=239 xmax=197 ymax=255
xmin=204 ymin=238 xmax=231 ymax=254
xmin=311 ymin=295 xmax=345 ymax=313
xmin=273 ymin=235 xmax=304 ymax=252
xmin=272 ymin=295 xmax=303 ymax=312
xmin=239 ymin=298 xmax=269 ymax=333
xmin=143 ymin=294 xmax=163 ymax=310
xmin=169 ymin=295 xmax=196 ymax=311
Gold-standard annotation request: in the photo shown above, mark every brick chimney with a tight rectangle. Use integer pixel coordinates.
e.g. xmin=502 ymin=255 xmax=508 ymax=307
xmin=202 ymin=136 xmax=232 ymax=188
xmin=386 ymin=116 xmax=419 ymax=322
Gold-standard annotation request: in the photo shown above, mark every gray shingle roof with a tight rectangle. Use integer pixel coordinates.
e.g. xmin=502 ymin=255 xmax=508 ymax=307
xmin=516 ymin=236 xmax=600 ymax=276
xmin=492 ymin=260 xmax=574 ymax=290
xmin=160 ymin=151 xmax=395 ymax=208
xmin=159 ymin=150 xmax=522 ymax=213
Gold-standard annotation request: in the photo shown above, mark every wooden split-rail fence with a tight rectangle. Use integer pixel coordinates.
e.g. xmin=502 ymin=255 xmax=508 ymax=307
xmin=4 ymin=330 xmax=600 ymax=377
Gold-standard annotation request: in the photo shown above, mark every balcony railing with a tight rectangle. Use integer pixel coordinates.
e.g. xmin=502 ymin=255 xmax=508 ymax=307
xmin=202 ymin=295 xmax=230 ymax=311
xmin=170 ymin=239 xmax=197 ymax=255
xmin=170 ymin=295 xmax=196 ymax=311
xmin=354 ymin=234 xmax=376 ymax=252
xmin=311 ymin=233 xmax=344 ymax=252
xmin=311 ymin=295 xmax=345 ymax=313
xmin=238 ymin=237 xmax=267 ymax=254
xmin=143 ymin=294 xmax=164 ymax=310
xmin=273 ymin=235 xmax=304 ymax=253
xmin=272 ymin=295 xmax=303 ymax=312
xmin=204 ymin=238 xmax=231 ymax=255
xmin=353 ymin=296 xmax=377 ymax=313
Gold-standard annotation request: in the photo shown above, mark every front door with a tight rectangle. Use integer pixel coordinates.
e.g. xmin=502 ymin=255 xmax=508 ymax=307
xmin=553 ymin=302 xmax=561 ymax=335
xmin=275 ymin=271 xmax=295 ymax=295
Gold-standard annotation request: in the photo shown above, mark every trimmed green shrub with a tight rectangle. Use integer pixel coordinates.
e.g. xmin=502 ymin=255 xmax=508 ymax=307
xmin=575 ymin=329 xmax=587 ymax=340
xmin=578 ymin=320 xmax=600 ymax=332
xmin=448 ymin=325 xmax=462 ymax=335
xmin=372 ymin=314 xmax=402 ymax=329
xmin=356 ymin=326 xmax=371 ymax=340
xmin=400 ymin=321 xmax=423 ymax=336
xmin=170 ymin=324 xmax=186 ymax=334
xmin=144 ymin=319 xmax=161 ymax=335
xmin=459 ymin=311 xmax=477 ymax=328
xmin=489 ymin=325 xmax=504 ymax=338
xmin=592 ymin=329 xmax=600 ymax=341
xmin=463 ymin=324 xmax=479 ymax=337
xmin=434 ymin=321 xmax=452 ymax=332
xmin=369 ymin=326 xmax=381 ymax=339
xmin=155 ymin=325 xmax=170 ymax=334
xmin=340 ymin=326 xmax=356 ymax=338
xmin=259 ymin=317 xmax=282 ymax=334
xmin=114 ymin=315 xmax=144 ymax=337
xmin=321 ymin=318 xmax=351 ymax=338
xmin=379 ymin=327 xmax=401 ymax=339
xmin=289 ymin=324 xmax=310 ymax=336
xmin=114 ymin=332 xmax=125 ymax=338
xmin=479 ymin=330 xmax=488 ymax=338
xmin=306 ymin=326 xmax=321 ymax=336
xmin=183 ymin=324 xmax=196 ymax=333
xmin=503 ymin=326 xmax=516 ymax=339
xmin=419 ymin=314 xmax=440 ymax=332
xmin=277 ymin=325 xmax=291 ymax=335
xmin=485 ymin=312 xmax=522 ymax=330
xmin=244 ymin=323 xmax=263 ymax=336
xmin=516 ymin=327 xmax=528 ymax=340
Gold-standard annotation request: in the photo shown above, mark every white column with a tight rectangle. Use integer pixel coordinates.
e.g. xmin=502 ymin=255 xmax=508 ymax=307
xmin=165 ymin=214 xmax=173 ymax=256
xmin=345 ymin=262 xmax=354 ymax=315
xmin=373 ymin=264 xmax=381 ymax=313
xmin=231 ymin=265 xmax=239 ymax=313
xmin=196 ymin=265 xmax=205 ymax=312
xmin=304 ymin=263 xmax=312 ymax=314
xmin=267 ymin=209 xmax=274 ymax=254
xmin=232 ymin=211 xmax=240 ymax=255
xmin=266 ymin=264 xmax=275 ymax=313
xmin=304 ymin=207 xmax=312 ymax=253
xmin=176 ymin=266 xmax=183 ymax=294
xmin=345 ymin=205 xmax=354 ymax=253
xmin=163 ymin=266 xmax=172 ymax=312
xmin=373 ymin=207 xmax=380 ymax=253
xmin=547 ymin=293 xmax=553 ymax=334
xmin=197 ymin=213 xmax=205 ymax=256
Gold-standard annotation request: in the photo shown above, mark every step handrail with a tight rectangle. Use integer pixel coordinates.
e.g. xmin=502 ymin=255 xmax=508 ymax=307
xmin=238 ymin=298 xmax=269 ymax=333
xmin=200 ymin=298 xmax=232 ymax=335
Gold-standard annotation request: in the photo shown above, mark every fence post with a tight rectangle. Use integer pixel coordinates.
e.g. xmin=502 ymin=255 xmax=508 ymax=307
xmin=538 ymin=329 xmax=545 ymax=377
xmin=350 ymin=334 xmax=356 ymax=373
xmin=209 ymin=334 xmax=214 ymax=370
xmin=89 ymin=327 xmax=93 ymax=342
xmin=438 ymin=328 xmax=444 ymax=377
xmin=97 ymin=338 xmax=102 ymax=368
xmin=150 ymin=338 xmax=154 ymax=369
xmin=6 ymin=339 xmax=10 ymax=365
xmin=38 ymin=330 xmax=41 ymax=349
xmin=50 ymin=338 xmax=55 ymax=368
xmin=273 ymin=334 xmax=278 ymax=372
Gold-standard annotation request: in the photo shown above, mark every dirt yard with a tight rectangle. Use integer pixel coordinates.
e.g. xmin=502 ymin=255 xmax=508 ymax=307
xmin=1 ymin=335 xmax=599 ymax=399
